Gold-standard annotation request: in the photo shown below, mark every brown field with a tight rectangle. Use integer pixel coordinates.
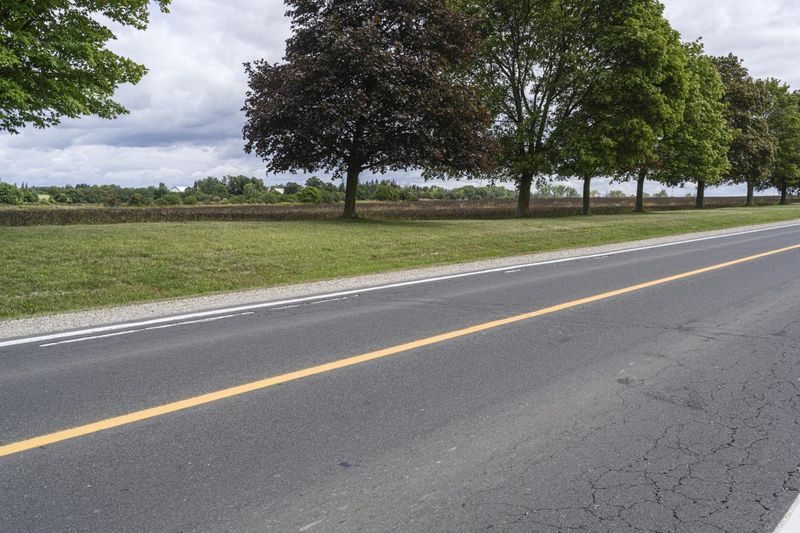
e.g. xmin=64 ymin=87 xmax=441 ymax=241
xmin=0 ymin=196 xmax=791 ymax=226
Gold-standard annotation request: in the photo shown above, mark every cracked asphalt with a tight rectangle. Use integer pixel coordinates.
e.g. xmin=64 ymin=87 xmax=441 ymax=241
xmin=1 ymin=224 xmax=799 ymax=532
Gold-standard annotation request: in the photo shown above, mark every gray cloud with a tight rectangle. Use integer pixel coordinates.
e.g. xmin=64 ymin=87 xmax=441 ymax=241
xmin=1 ymin=0 xmax=797 ymax=196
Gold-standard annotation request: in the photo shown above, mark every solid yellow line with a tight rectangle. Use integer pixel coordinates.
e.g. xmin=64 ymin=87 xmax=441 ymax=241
xmin=1 ymin=243 xmax=799 ymax=459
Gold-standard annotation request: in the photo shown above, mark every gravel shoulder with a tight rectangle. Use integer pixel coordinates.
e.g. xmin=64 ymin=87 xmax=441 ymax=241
xmin=1 ymin=219 xmax=797 ymax=341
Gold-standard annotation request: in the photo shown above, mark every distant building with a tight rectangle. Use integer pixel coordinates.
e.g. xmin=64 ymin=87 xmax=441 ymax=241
xmin=170 ymin=186 xmax=188 ymax=193
xmin=272 ymin=187 xmax=285 ymax=195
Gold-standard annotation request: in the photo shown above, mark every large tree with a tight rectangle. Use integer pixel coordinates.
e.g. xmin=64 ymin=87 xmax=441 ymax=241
xmin=644 ymin=41 xmax=732 ymax=209
xmin=712 ymin=55 xmax=777 ymax=207
xmin=0 ymin=0 xmax=170 ymax=134
xmin=557 ymin=0 xmax=687 ymax=215
xmin=243 ymin=0 xmax=494 ymax=218
xmin=764 ymin=81 xmax=800 ymax=204
xmin=459 ymin=0 xmax=599 ymax=216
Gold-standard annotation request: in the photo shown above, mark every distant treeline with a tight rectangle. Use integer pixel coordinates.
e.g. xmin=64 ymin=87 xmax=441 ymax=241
xmin=0 ymin=176 xmax=594 ymax=207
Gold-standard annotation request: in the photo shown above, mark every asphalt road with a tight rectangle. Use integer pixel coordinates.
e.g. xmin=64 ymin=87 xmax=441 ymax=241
xmin=2 ymin=224 xmax=800 ymax=532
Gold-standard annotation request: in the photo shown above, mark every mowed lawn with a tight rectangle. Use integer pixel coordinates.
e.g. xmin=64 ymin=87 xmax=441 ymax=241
xmin=2 ymin=205 xmax=799 ymax=320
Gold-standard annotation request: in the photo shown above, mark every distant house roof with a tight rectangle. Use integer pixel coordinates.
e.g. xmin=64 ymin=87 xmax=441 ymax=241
xmin=170 ymin=186 xmax=188 ymax=193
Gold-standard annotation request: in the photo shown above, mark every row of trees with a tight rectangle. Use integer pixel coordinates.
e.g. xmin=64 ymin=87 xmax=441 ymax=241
xmin=2 ymin=1 xmax=797 ymax=219
xmin=0 ymin=178 xmax=522 ymax=206
xmin=243 ymin=0 xmax=800 ymax=218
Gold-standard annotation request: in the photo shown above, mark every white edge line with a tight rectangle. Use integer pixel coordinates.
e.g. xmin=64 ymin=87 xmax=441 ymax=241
xmin=774 ymin=491 xmax=800 ymax=532
xmin=38 ymin=312 xmax=255 ymax=347
xmin=40 ymin=329 xmax=146 ymax=347
xmin=3 ymin=221 xmax=799 ymax=349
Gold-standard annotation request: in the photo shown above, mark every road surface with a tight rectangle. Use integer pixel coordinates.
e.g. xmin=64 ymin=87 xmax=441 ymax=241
xmin=2 ymin=224 xmax=800 ymax=532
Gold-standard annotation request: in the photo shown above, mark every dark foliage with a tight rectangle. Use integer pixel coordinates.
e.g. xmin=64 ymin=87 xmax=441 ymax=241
xmin=242 ymin=0 xmax=496 ymax=217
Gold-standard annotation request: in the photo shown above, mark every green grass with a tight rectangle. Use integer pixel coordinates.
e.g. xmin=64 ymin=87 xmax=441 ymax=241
xmin=2 ymin=205 xmax=799 ymax=320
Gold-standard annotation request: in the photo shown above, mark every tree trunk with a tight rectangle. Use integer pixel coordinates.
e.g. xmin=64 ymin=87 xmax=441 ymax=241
xmin=780 ymin=184 xmax=788 ymax=205
xmin=746 ymin=181 xmax=754 ymax=207
xmin=582 ymin=176 xmax=592 ymax=215
xmin=516 ymin=172 xmax=533 ymax=217
xmin=342 ymin=165 xmax=360 ymax=218
xmin=634 ymin=168 xmax=647 ymax=213
xmin=696 ymin=180 xmax=705 ymax=208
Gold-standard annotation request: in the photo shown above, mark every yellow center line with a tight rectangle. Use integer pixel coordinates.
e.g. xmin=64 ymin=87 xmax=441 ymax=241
xmin=2 ymin=243 xmax=799 ymax=459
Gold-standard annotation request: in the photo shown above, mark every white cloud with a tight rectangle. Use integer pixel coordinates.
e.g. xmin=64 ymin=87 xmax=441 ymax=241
xmin=1 ymin=0 xmax=798 ymax=196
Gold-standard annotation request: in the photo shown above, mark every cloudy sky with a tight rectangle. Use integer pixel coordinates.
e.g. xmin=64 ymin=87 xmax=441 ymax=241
xmin=2 ymin=0 xmax=799 ymax=195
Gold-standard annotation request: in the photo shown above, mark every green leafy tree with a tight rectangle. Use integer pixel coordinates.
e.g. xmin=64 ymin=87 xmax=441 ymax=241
xmin=373 ymin=182 xmax=403 ymax=202
xmin=243 ymin=0 xmax=495 ymax=218
xmin=282 ymin=182 xmax=303 ymax=195
xmin=193 ymin=177 xmax=229 ymax=197
xmin=464 ymin=0 xmax=685 ymax=216
xmin=712 ymin=55 xmax=777 ymax=207
xmin=558 ymin=0 xmax=687 ymax=215
xmin=1 ymin=1 xmax=170 ymax=134
xmin=296 ymin=186 xmax=324 ymax=204
xmin=655 ymin=42 xmax=732 ymax=208
xmin=224 ymin=176 xmax=265 ymax=196
xmin=533 ymin=183 xmax=580 ymax=198
xmin=764 ymin=81 xmax=800 ymax=204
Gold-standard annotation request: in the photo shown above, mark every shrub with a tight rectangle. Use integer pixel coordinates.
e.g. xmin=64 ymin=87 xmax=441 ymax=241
xmin=297 ymin=186 xmax=324 ymax=204
xmin=0 ymin=182 xmax=24 ymax=204
xmin=129 ymin=193 xmax=153 ymax=206
xmin=374 ymin=182 xmax=402 ymax=201
xmin=156 ymin=193 xmax=184 ymax=206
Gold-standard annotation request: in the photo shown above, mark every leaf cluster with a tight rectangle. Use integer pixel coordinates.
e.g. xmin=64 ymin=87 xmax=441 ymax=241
xmin=0 ymin=0 xmax=170 ymax=134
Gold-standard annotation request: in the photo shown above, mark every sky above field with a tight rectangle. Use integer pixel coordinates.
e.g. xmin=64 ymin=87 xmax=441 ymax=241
xmin=2 ymin=0 xmax=799 ymax=195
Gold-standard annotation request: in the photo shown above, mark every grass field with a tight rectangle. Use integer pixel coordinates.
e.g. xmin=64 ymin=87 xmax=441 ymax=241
xmin=2 ymin=204 xmax=799 ymax=320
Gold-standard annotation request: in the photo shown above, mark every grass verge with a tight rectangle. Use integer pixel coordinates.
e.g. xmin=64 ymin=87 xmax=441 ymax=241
xmin=2 ymin=205 xmax=799 ymax=320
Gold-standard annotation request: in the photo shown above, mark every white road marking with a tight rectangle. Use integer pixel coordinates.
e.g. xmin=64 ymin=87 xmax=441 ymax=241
xmin=504 ymin=269 xmax=523 ymax=274
xmin=39 ymin=313 xmax=254 ymax=347
xmin=774 ymin=491 xmax=800 ymax=532
xmin=310 ymin=296 xmax=353 ymax=305
xmin=2 ymin=221 xmax=799 ymax=350
xmin=40 ymin=329 xmax=146 ymax=347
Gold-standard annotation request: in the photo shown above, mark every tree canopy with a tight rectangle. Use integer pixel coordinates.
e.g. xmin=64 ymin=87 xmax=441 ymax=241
xmin=712 ymin=55 xmax=777 ymax=206
xmin=459 ymin=0 xmax=600 ymax=215
xmin=646 ymin=41 xmax=732 ymax=208
xmin=461 ymin=0 xmax=687 ymax=216
xmin=243 ymin=0 xmax=495 ymax=218
xmin=557 ymin=0 xmax=688 ymax=215
xmin=764 ymin=81 xmax=800 ymax=203
xmin=0 ymin=0 xmax=170 ymax=134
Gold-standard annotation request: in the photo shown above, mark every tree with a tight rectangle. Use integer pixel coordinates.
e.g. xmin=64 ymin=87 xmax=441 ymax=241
xmin=648 ymin=42 xmax=732 ymax=208
xmin=533 ymin=183 xmax=579 ymax=198
xmin=1 ymin=1 xmax=170 ymax=134
xmin=193 ymin=177 xmax=229 ymax=198
xmin=465 ymin=0 xmax=685 ymax=216
xmin=764 ymin=82 xmax=800 ymax=204
xmin=712 ymin=55 xmax=777 ymax=207
xmin=460 ymin=0 xmax=594 ymax=216
xmin=243 ymin=0 xmax=495 ymax=218
xmin=557 ymin=0 xmax=687 ymax=215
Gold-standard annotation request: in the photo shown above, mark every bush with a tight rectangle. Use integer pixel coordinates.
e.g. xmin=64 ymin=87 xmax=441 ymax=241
xmin=296 ymin=186 xmax=324 ymax=204
xmin=183 ymin=195 xmax=198 ymax=205
xmin=166 ymin=192 xmax=182 ymax=205
xmin=374 ymin=182 xmax=402 ymax=201
xmin=0 ymin=182 xmax=23 ymax=204
xmin=128 ymin=193 xmax=145 ymax=206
